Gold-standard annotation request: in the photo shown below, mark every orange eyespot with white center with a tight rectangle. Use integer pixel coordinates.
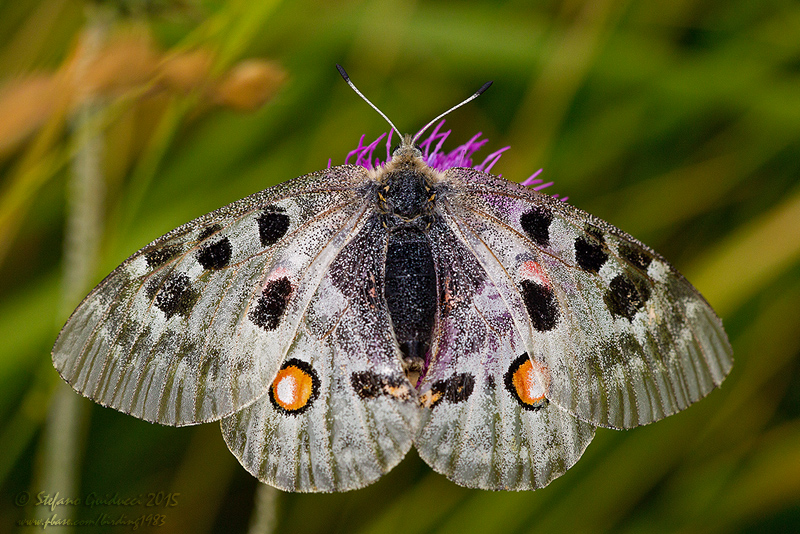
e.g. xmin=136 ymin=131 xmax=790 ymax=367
xmin=268 ymin=359 xmax=320 ymax=415
xmin=518 ymin=260 xmax=550 ymax=288
xmin=504 ymin=353 xmax=548 ymax=410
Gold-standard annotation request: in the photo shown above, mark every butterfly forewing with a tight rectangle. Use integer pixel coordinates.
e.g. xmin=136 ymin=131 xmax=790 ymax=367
xmin=221 ymin=214 xmax=419 ymax=492
xmin=439 ymin=167 xmax=733 ymax=429
xmin=52 ymin=167 xmax=373 ymax=426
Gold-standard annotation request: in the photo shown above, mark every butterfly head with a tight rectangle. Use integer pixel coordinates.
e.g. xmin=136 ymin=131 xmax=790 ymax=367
xmin=378 ymin=136 xmax=436 ymax=224
xmin=336 ymin=64 xmax=492 ymax=224
xmin=390 ymin=134 xmax=423 ymax=160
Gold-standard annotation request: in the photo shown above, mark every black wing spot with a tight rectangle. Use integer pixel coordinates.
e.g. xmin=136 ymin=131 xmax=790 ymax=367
xmin=145 ymin=279 xmax=159 ymax=301
xmin=429 ymin=373 xmax=475 ymax=406
xmin=197 ymin=237 xmax=232 ymax=270
xmin=257 ymin=210 xmax=291 ymax=247
xmin=351 ymin=371 xmax=411 ymax=400
xmin=585 ymin=225 xmax=604 ymax=240
xmin=521 ymin=280 xmax=560 ymax=331
xmin=148 ymin=273 xmax=199 ymax=319
xmin=520 ymin=207 xmax=553 ymax=247
xmin=249 ymin=277 xmax=293 ymax=331
xmin=604 ymin=274 xmax=651 ymax=321
xmin=351 ymin=371 xmax=386 ymax=399
xmin=575 ymin=225 xmax=608 ymax=273
xmin=619 ymin=242 xmax=653 ymax=272
xmin=145 ymin=245 xmax=181 ymax=268
xmin=198 ymin=224 xmax=223 ymax=241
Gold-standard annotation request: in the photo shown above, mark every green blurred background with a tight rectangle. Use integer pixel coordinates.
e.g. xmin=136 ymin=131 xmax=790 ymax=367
xmin=2 ymin=0 xmax=799 ymax=532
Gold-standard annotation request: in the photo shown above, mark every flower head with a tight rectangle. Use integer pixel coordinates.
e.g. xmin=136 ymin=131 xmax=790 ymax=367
xmin=341 ymin=121 xmax=566 ymax=200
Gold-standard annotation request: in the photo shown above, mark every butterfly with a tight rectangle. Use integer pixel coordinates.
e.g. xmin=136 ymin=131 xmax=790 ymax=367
xmin=52 ymin=65 xmax=733 ymax=492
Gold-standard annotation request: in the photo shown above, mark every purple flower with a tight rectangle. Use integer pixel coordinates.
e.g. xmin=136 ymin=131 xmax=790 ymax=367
xmin=340 ymin=121 xmax=566 ymax=200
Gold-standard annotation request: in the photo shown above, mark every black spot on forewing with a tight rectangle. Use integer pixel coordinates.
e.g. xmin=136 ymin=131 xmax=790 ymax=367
xmin=148 ymin=273 xmax=199 ymax=318
xmin=604 ymin=273 xmax=651 ymax=321
xmin=619 ymin=242 xmax=653 ymax=272
xmin=145 ymin=279 xmax=159 ymax=300
xmin=429 ymin=373 xmax=475 ymax=406
xmin=575 ymin=225 xmax=608 ymax=273
xmin=198 ymin=224 xmax=222 ymax=241
xmin=257 ymin=210 xmax=290 ymax=247
xmin=385 ymin=228 xmax=436 ymax=369
xmin=520 ymin=280 xmax=560 ymax=331
xmin=145 ymin=245 xmax=181 ymax=268
xmin=249 ymin=277 xmax=292 ymax=331
xmin=585 ymin=225 xmax=604 ymax=240
xmin=351 ymin=371 xmax=411 ymax=400
xmin=520 ymin=206 xmax=553 ymax=247
xmin=197 ymin=237 xmax=232 ymax=270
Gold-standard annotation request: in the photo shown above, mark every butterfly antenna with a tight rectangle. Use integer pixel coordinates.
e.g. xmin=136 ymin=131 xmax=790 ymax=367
xmin=412 ymin=81 xmax=493 ymax=145
xmin=336 ymin=64 xmax=403 ymax=141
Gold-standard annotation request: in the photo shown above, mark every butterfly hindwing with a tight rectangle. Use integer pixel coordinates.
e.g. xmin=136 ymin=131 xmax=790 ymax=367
xmin=52 ymin=167 xmax=373 ymax=426
xmin=438 ymin=168 xmax=733 ymax=430
xmin=413 ymin=220 xmax=596 ymax=490
xmin=221 ymin=214 xmax=420 ymax=492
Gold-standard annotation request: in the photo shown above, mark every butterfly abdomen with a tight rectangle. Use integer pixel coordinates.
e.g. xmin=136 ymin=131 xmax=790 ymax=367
xmin=384 ymin=227 xmax=437 ymax=377
xmin=375 ymin=159 xmax=442 ymax=376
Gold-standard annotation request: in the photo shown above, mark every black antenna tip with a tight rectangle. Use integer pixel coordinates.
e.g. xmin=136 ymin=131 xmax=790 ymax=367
xmin=476 ymin=81 xmax=493 ymax=96
xmin=336 ymin=64 xmax=350 ymax=82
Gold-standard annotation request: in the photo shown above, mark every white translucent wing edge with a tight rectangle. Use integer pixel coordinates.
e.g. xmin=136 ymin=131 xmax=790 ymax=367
xmin=221 ymin=215 xmax=420 ymax=491
xmin=52 ymin=167 xmax=372 ymax=426
xmin=440 ymin=169 xmax=733 ymax=429
xmin=417 ymin=401 xmax=596 ymax=491
xmin=538 ymin=208 xmax=733 ymax=428
xmin=413 ymin=221 xmax=596 ymax=490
